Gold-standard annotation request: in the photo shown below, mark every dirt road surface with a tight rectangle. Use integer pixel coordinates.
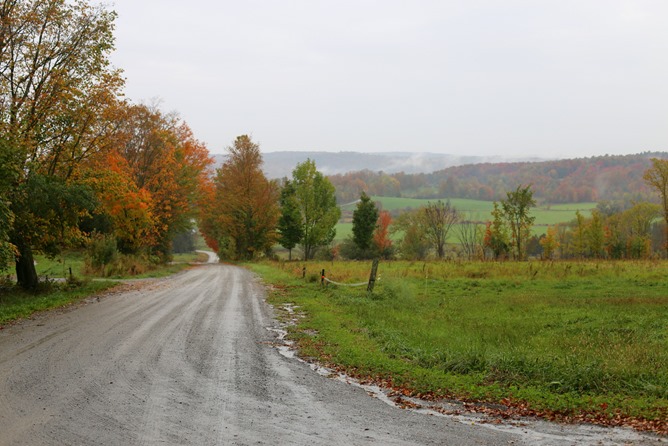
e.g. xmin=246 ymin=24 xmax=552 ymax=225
xmin=0 ymin=263 xmax=663 ymax=445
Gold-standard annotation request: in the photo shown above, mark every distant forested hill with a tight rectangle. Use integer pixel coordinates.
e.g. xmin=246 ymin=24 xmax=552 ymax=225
xmin=328 ymin=152 xmax=668 ymax=204
xmin=212 ymin=151 xmax=545 ymax=179
xmin=212 ymin=151 xmax=668 ymax=205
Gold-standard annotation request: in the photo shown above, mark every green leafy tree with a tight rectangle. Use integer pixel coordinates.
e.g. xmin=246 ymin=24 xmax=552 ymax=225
xmin=572 ymin=210 xmax=587 ymax=258
xmin=352 ymin=192 xmax=379 ymax=254
xmin=483 ymin=202 xmax=509 ymax=260
xmin=391 ymin=209 xmax=430 ymax=260
xmin=643 ymin=158 xmax=668 ymax=255
xmin=1 ymin=0 xmax=122 ymax=289
xmin=622 ymin=202 xmax=659 ymax=259
xmin=277 ymin=180 xmax=303 ymax=261
xmin=423 ymin=200 xmax=458 ymax=259
xmin=291 ymin=159 xmax=341 ymax=260
xmin=500 ymin=185 xmax=536 ymax=260
xmin=586 ymin=209 xmax=605 ymax=258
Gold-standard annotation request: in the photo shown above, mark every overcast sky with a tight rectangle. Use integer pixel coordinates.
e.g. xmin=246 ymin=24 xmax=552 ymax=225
xmin=103 ymin=0 xmax=668 ymax=158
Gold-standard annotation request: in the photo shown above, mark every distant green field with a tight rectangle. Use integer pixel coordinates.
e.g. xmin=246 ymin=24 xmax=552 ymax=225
xmin=336 ymin=197 xmax=597 ymax=240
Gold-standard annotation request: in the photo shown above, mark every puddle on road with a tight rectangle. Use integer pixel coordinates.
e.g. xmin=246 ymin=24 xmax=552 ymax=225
xmin=266 ymin=304 xmax=665 ymax=446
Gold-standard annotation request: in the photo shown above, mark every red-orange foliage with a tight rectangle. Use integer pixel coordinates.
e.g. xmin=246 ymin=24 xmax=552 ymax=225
xmin=373 ymin=211 xmax=392 ymax=253
xmin=82 ymin=151 xmax=156 ymax=252
xmin=79 ymin=102 xmax=212 ymax=257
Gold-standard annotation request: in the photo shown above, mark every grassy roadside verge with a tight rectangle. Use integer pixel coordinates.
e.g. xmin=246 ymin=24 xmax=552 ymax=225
xmin=250 ymin=260 xmax=668 ymax=434
xmin=33 ymin=251 xmax=207 ymax=279
xmin=0 ymin=281 xmax=118 ymax=325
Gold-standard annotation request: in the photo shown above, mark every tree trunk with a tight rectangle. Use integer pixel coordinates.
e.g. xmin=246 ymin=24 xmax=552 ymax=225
xmin=15 ymin=239 xmax=38 ymax=290
xmin=664 ymin=216 xmax=668 ymax=258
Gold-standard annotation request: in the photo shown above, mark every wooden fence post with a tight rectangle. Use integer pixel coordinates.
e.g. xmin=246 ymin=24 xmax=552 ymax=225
xmin=367 ymin=259 xmax=379 ymax=293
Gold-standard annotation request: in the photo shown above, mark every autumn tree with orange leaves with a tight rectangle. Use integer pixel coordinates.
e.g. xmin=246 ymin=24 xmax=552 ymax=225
xmin=205 ymin=135 xmax=279 ymax=260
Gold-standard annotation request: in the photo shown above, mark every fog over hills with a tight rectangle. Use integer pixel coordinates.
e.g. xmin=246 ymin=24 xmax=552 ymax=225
xmin=212 ymin=151 xmax=549 ymax=179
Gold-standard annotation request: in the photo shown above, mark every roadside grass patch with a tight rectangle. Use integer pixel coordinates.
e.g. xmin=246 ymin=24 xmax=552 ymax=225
xmin=34 ymin=251 xmax=86 ymax=278
xmin=0 ymin=281 xmax=117 ymax=325
xmin=250 ymin=260 xmax=668 ymax=431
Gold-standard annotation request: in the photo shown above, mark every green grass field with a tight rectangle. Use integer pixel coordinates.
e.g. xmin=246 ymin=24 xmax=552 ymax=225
xmin=251 ymin=260 xmax=668 ymax=431
xmin=336 ymin=197 xmax=597 ymax=241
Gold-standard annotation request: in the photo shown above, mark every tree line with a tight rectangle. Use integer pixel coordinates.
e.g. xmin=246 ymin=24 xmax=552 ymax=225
xmin=334 ymin=162 xmax=668 ymax=262
xmin=0 ymin=0 xmax=211 ymax=289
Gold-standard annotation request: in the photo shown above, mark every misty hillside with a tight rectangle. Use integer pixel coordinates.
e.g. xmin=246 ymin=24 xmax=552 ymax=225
xmin=328 ymin=152 xmax=668 ymax=204
xmin=212 ymin=151 xmax=547 ymax=179
xmin=212 ymin=150 xmax=668 ymax=205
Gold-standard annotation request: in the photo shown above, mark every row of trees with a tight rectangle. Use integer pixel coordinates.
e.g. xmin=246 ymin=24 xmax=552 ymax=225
xmin=339 ymin=159 xmax=668 ymax=261
xmin=378 ymin=186 xmax=536 ymax=261
xmin=0 ymin=0 xmax=212 ymax=289
xmin=536 ymin=203 xmax=662 ymax=260
xmin=204 ymin=152 xmax=668 ymax=263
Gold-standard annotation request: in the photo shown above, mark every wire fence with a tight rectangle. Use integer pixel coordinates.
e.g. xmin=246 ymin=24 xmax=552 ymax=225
xmin=322 ymin=277 xmax=368 ymax=287
xmin=319 ymin=259 xmax=380 ymax=292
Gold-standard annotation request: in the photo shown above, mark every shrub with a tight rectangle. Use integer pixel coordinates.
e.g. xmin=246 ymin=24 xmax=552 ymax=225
xmin=87 ymin=233 xmax=118 ymax=271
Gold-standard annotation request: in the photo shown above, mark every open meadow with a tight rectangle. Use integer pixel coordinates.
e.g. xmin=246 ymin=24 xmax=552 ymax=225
xmin=336 ymin=197 xmax=597 ymax=240
xmin=251 ymin=259 xmax=668 ymax=433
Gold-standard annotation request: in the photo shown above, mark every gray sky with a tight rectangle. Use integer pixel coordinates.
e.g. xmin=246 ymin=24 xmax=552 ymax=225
xmin=104 ymin=0 xmax=668 ymax=157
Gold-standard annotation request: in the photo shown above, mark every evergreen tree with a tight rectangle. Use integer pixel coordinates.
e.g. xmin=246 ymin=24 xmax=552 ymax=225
xmin=277 ymin=180 xmax=303 ymax=261
xmin=352 ymin=192 xmax=378 ymax=253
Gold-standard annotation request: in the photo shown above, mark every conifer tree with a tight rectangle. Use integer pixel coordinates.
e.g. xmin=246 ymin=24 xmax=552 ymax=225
xmin=352 ymin=192 xmax=378 ymax=253
xmin=277 ymin=180 xmax=303 ymax=261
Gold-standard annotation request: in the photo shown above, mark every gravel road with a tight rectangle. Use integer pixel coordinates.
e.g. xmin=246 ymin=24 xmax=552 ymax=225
xmin=0 ymin=263 xmax=663 ymax=445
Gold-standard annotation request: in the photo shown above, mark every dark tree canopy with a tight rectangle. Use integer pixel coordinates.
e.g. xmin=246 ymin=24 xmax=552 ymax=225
xmin=352 ymin=192 xmax=378 ymax=252
xmin=277 ymin=180 xmax=303 ymax=261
